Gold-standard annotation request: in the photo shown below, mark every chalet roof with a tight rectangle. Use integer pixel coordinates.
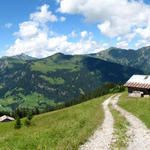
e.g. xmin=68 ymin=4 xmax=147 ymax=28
xmin=124 ymin=75 xmax=150 ymax=89
xmin=0 ymin=115 xmax=15 ymax=122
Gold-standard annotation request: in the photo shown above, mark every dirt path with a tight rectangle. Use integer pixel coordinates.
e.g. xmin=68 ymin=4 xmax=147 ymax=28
xmin=79 ymin=95 xmax=150 ymax=150
xmin=111 ymin=95 xmax=150 ymax=150
xmin=79 ymin=96 xmax=114 ymax=150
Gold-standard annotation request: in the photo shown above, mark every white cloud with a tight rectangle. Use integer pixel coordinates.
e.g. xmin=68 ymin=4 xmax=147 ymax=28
xmin=117 ymin=37 xmax=121 ymax=41
xmin=66 ymin=39 xmax=103 ymax=54
xmin=135 ymin=26 xmax=150 ymax=39
xmin=117 ymin=41 xmax=129 ymax=48
xmin=5 ymin=23 xmax=12 ymax=28
xmin=5 ymin=4 xmax=105 ymax=58
xmin=6 ymin=31 xmax=104 ymax=57
xmin=81 ymin=30 xmax=88 ymax=38
xmin=5 ymin=5 xmax=58 ymax=57
xmin=69 ymin=30 xmax=77 ymax=37
xmin=6 ymin=32 xmax=49 ymax=58
xmin=56 ymin=0 xmax=60 ymax=3
xmin=135 ymin=39 xmax=149 ymax=47
xmin=14 ymin=21 xmax=39 ymax=39
xmin=58 ymin=0 xmax=150 ymax=39
xmin=60 ymin=16 xmax=66 ymax=22
xmin=30 ymin=4 xmax=58 ymax=23
xmin=124 ymin=33 xmax=136 ymax=42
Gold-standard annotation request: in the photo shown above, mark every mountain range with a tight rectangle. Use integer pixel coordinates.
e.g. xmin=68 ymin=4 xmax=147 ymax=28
xmin=93 ymin=46 xmax=150 ymax=74
xmin=1 ymin=46 xmax=149 ymax=111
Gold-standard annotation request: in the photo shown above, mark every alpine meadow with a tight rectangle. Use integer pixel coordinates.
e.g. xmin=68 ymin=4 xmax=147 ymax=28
xmin=1 ymin=0 xmax=150 ymax=150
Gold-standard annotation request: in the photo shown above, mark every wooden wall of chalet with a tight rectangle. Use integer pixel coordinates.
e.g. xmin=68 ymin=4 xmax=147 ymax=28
xmin=0 ymin=119 xmax=13 ymax=122
xmin=128 ymin=87 xmax=150 ymax=94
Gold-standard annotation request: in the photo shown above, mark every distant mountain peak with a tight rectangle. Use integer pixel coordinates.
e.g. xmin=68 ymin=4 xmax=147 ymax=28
xmin=18 ymin=53 xmax=28 ymax=57
xmin=53 ymin=52 xmax=65 ymax=56
xmin=12 ymin=53 xmax=37 ymax=60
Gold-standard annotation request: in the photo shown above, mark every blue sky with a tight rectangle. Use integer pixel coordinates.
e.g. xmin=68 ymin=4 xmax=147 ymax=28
xmin=1 ymin=0 xmax=150 ymax=57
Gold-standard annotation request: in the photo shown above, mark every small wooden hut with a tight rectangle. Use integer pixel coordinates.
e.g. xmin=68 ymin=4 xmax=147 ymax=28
xmin=124 ymin=75 xmax=150 ymax=97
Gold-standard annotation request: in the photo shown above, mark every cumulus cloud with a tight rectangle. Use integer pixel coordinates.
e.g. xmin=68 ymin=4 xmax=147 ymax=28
xmin=117 ymin=37 xmax=121 ymax=41
xmin=58 ymin=0 xmax=150 ymax=39
xmin=117 ymin=41 xmax=129 ymax=48
xmin=124 ymin=33 xmax=136 ymax=42
xmin=6 ymin=30 xmax=103 ymax=57
xmin=5 ymin=1 xmax=150 ymax=57
xmin=5 ymin=5 xmax=58 ymax=57
xmin=69 ymin=30 xmax=77 ymax=37
xmin=14 ymin=21 xmax=39 ymax=39
xmin=30 ymin=4 xmax=58 ymax=23
xmin=135 ymin=39 xmax=150 ymax=47
xmin=81 ymin=30 xmax=88 ymax=38
xmin=5 ymin=4 xmax=105 ymax=58
xmin=136 ymin=26 xmax=150 ymax=39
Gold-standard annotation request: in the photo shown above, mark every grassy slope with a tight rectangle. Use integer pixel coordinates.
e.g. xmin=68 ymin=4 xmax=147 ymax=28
xmin=0 ymin=92 xmax=56 ymax=111
xmin=118 ymin=91 xmax=150 ymax=128
xmin=31 ymin=54 xmax=83 ymax=73
xmin=0 ymin=94 xmax=110 ymax=150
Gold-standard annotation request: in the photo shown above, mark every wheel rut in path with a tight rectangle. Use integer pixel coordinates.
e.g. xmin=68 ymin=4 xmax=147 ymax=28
xmin=79 ymin=96 xmax=114 ymax=150
xmin=112 ymin=95 xmax=150 ymax=150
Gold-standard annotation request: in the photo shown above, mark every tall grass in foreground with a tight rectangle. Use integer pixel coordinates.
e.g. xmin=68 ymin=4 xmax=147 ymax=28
xmin=0 ymin=95 xmax=111 ymax=150
xmin=118 ymin=92 xmax=150 ymax=129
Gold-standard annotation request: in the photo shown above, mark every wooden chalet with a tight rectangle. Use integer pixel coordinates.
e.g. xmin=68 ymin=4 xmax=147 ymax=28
xmin=0 ymin=115 xmax=15 ymax=122
xmin=124 ymin=75 xmax=150 ymax=97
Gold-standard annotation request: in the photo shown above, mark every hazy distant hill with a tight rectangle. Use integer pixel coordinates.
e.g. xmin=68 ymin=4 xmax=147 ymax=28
xmin=1 ymin=53 xmax=37 ymax=61
xmin=0 ymin=53 xmax=142 ymax=111
xmin=11 ymin=53 xmax=37 ymax=61
xmin=93 ymin=46 xmax=150 ymax=74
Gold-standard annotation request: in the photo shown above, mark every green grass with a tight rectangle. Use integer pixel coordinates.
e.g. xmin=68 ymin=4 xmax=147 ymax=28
xmin=31 ymin=56 xmax=83 ymax=73
xmin=18 ymin=92 xmax=56 ymax=108
xmin=0 ymin=94 xmax=111 ymax=150
xmin=0 ymin=83 xmax=5 ymax=89
xmin=118 ymin=91 xmax=150 ymax=128
xmin=40 ymin=75 xmax=65 ymax=85
xmin=0 ymin=92 xmax=56 ymax=111
xmin=109 ymin=103 xmax=130 ymax=149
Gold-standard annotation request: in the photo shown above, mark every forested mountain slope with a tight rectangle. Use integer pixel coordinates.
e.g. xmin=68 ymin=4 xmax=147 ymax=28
xmin=0 ymin=53 xmax=142 ymax=110
xmin=93 ymin=46 xmax=150 ymax=74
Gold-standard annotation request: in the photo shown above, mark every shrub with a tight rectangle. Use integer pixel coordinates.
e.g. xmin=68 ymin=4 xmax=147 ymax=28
xmin=27 ymin=111 xmax=33 ymax=120
xmin=24 ymin=118 xmax=31 ymax=126
xmin=14 ymin=116 xmax=21 ymax=129
xmin=24 ymin=111 xmax=33 ymax=127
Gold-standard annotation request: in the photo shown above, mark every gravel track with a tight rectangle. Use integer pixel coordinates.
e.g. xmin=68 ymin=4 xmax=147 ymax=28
xmin=79 ymin=96 xmax=114 ymax=150
xmin=112 ymin=95 xmax=150 ymax=150
xmin=79 ymin=95 xmax=150 ymax=150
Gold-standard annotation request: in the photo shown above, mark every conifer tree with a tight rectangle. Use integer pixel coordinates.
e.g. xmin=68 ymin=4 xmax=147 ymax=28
xmin=27 ymin=111 xmax=33 ymax=120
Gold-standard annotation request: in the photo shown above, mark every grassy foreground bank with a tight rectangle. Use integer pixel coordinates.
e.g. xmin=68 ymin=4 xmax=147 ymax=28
xmin=118 ymin=92 xmax=150 ymax=129
xmin=0 ymin=94 xmax=110 ymax=150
